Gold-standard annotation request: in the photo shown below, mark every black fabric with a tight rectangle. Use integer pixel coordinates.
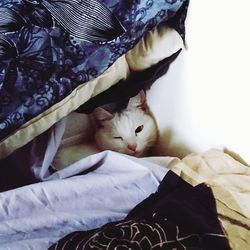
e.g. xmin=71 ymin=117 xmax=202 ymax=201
xmin=0 ymin=123 xmax=58 ymax=192
xmin=75 ymin=50 xmax=181 ymax=114
xmin=0 ymin=129 xmax=51 ymax=192
xmin=49 ymin=171 xmax=231 ymax=250
xmin=0 ymin=144 xmax=38 ymax=192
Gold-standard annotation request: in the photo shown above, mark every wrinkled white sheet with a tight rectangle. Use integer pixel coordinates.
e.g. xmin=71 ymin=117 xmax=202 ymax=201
xmin=0 ymin=150 xmax=173 ymax=249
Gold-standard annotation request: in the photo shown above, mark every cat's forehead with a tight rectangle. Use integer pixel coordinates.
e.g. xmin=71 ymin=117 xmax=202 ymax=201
xmin=113 ymin=109 xmax=148 ymax=130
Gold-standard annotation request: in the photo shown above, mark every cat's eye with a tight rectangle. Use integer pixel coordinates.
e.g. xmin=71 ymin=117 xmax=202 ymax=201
xmin=135 ymin=125 xmax=144 ymax=135
xmin=113 ymin=136 xmax=123 ymax=140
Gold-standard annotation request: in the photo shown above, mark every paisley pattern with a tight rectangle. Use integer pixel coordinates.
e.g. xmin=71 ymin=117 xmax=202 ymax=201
xmin=0 ymin=0 xmax=187 ymax=140
xmin=51 ymin=218 xmax=222 ymax=249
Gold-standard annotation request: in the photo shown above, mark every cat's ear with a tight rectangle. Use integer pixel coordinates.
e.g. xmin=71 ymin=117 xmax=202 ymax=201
xmin=127 ymin=90 xmax=149 ymax=113
xmin=93 ymin=107 xmax=113 ymax=122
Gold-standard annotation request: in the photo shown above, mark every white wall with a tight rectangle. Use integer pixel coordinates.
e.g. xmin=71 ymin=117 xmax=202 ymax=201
xmin=148 ymin=0 xmax=250 ymax=164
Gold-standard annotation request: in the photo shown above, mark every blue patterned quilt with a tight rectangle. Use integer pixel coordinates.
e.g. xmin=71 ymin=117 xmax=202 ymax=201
xmin=0 ymin=0 xmax=186 ymax=140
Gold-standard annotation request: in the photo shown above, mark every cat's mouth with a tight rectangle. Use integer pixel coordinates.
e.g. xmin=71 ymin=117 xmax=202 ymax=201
xmin=127 ymin=149 xmax=142 ymax=157
xmin=127 ymin=150 xmax=136 ymax=155
xmin=135 ymin=151 xmax=143 ymax=157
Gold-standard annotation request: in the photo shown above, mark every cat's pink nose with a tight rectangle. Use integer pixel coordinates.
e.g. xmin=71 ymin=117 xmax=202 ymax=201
xmin=128 ymin=143 xmax=137 ymax=152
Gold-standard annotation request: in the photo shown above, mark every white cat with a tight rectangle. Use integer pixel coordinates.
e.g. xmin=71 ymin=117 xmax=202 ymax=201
xmin=93 ymin=90 xmax=158 ymax=157
xmin=52 ymin=90 xmax=158 ymax=170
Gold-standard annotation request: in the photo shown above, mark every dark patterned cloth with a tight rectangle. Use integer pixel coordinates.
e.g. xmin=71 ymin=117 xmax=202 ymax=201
xmin=0 ymin=0 xmax=188 ymax=141
xmin=49 ymin=171 xmax=231 ymax=250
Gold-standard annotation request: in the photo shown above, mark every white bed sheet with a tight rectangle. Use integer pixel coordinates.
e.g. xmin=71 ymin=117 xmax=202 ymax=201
xmin=0 ymin=151 xmax=173 ymax=249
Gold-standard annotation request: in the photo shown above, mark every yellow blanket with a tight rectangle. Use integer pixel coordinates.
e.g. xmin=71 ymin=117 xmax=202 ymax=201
xmin=162 ymin=149 xmax=250 ymax=249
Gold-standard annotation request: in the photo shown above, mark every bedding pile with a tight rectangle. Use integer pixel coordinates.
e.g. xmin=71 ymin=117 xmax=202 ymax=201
xmin=0 ymin=148 xmax=249 ymax=249
xmin=2 ymin=1 xmax=249 ymax=250
xmin=50 ymin=150 xmax=250 ymax=249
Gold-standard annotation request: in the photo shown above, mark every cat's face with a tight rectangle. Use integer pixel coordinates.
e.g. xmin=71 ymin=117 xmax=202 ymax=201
xmin=93 ymin=91 xmax=158 ymax=157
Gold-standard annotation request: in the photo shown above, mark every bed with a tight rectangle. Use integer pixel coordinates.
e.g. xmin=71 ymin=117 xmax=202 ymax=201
xmin=0 ymin=0 xmax=250 ymax=249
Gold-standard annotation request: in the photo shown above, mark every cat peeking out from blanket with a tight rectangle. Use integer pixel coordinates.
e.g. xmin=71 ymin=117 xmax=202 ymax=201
xmin=52 ymin=90 xmax=158 ymax=170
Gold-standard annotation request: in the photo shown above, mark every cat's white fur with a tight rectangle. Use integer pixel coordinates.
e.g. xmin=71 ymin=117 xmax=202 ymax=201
xmin=52 ymin=91 xmax=158 ymax=169
xmin=93 ymin=91 xmax=158 ymax=157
